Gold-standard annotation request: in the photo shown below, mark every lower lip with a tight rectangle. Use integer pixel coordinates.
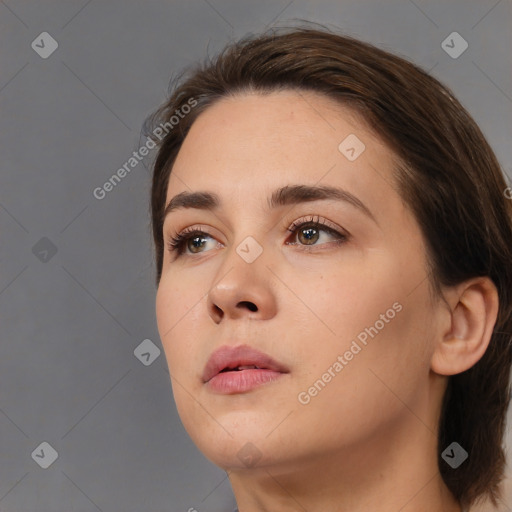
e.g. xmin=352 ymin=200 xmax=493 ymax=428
xmin=206 ymin=369 xmax=286 ymax=394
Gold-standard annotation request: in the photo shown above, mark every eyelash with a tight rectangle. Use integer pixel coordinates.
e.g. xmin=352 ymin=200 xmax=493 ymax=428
xmin=166 ymin=215 xmax=349 ymax=258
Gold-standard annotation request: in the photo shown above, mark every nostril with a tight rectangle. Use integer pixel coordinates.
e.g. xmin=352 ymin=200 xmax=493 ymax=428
xmin=239 ymin=301 xmax=257 ymax=312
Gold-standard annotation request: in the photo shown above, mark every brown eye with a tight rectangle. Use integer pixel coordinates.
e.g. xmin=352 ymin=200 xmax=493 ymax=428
xmin=167 ymin=229 xmax=216 ymax=257
xmin=297 ymin=225 xmax=321 ymax=245
xmin=287 ymin=215 xmax=348 ymax=250
xmin=187 ymin=234 xmax=209 ymax=253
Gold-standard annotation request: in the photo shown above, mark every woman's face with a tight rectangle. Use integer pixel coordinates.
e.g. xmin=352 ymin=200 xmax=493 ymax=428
xmin=155 ymin=90 xmax=442 ymax=472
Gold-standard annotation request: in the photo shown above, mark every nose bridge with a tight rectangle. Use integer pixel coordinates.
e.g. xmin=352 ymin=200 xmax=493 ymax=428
xmin=215 ymin=226 xmax=269 ymax=285
xmin=221 ymin=193 xmax=272 ymax=263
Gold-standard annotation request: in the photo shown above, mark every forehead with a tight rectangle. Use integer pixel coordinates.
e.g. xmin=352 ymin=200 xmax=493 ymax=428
xmin=165 ymin=90 xmax=398 ymax=218
xmin=179 ymin=89 xmax=370 ymax=158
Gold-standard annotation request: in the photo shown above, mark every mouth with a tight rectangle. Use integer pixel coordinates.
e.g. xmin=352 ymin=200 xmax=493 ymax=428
xmin=202 ymin=344 xmax=289 ymax=394
xmin=218 ymin=364 xmax=264 ymax=372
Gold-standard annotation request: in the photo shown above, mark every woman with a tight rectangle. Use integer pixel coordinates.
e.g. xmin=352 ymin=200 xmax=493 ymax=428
xmin=145 ymin=23 xmax=512 ymax=511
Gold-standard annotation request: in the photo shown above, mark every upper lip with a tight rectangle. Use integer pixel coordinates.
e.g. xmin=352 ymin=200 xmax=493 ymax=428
xmin=202 ymin=344 xmax=289 ymax=383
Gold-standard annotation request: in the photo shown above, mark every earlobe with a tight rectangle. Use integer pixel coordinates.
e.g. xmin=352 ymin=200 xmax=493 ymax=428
xmin=430 ymin=277 xmax=499 ymax=376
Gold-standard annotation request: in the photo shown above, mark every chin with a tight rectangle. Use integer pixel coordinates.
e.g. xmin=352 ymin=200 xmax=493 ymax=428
xmin=184 ymin=418 xmax=278 ymax=470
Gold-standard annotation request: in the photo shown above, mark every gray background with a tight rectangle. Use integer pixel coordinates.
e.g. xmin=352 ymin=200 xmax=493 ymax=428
xmin=1 ymin=1 xmax=511 ymax=511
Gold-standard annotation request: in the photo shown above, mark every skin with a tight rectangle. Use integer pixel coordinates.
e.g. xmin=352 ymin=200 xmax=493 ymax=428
xmin=155 ymin=90 xmax=499 ymax=512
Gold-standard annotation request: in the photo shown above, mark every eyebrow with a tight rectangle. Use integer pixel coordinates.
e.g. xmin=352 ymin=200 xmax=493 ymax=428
xmin=162 ymin=184 xmax=378 ymax=225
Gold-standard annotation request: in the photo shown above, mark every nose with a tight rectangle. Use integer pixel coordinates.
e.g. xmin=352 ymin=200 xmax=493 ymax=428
xmin=206 ymin=247 xmax=278 ymax=324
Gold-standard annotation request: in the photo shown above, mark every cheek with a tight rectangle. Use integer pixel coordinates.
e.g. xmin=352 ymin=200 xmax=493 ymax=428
xmin=283 ymin=253 xmax=396 ymax=349
xmin=290 ymin=251 xmax=431 ymax=395
xmin=156 ymin=267 xmax=207 ymax=330
xmin=156 ymin=283 xmax=207 ymax=430
xmin=292 ymin=301 xmax=432 ymax=447
xmin=155 ymin=278 xmax=205 ymax=376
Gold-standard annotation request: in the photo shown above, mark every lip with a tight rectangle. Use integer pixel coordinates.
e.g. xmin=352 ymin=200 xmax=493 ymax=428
xmin=202 ymin=344 xmax=289 ymax=394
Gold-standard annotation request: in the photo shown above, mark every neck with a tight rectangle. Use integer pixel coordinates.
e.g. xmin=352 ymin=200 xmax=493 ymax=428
xmin=228 ymin=412 xmax=461 ymax=512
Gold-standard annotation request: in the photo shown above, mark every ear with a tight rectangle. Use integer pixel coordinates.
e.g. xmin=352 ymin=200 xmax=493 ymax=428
xmin=430 ymin=276 xmax=499 ymax=376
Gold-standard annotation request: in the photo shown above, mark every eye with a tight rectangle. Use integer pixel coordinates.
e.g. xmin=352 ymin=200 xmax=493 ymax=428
xmin=285 ymin=214 xmax=348 ymax=251
xmin=165 ymin=215 xmax=348 ymax=259
xmin=166 ymin=225 xmax=218 ymax=258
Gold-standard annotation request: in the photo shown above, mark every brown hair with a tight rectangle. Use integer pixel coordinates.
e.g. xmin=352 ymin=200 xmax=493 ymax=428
xmin=145 ymin=22 xmax=512 ymax=510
